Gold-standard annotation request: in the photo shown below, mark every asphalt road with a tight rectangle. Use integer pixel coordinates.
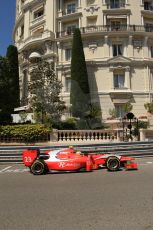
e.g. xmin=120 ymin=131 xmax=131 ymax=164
xmin=0 ymin=158 xmax=153 ymax=230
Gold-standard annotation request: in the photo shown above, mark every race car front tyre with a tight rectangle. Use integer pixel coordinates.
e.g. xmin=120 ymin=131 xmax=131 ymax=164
xmin=30 ymin=160 xmax=45 ymax=175
xmin=106 ymin=156 xmax=120 ymax=171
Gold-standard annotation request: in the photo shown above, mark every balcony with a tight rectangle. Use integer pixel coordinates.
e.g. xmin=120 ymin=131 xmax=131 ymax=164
xmin=58 ymin=8 xmax=81 ymax=20
xmin=56 ymin=24 xmax=153 ymax=38
xmin=109 ymin=87 xmax=132 ymax=95
xmin=30 ymin=15 xmax=45 ymax=28
xmin=16 ymin=30 xmax=55 ymax=51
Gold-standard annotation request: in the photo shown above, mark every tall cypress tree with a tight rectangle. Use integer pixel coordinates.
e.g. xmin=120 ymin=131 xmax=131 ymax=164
xmin=0 ymin=56 xmax=12 ymax=123
xmin=70 ymin=28 xmax=91 ymax=118
xmin=6 ymin=45 xmax=20 ymax=110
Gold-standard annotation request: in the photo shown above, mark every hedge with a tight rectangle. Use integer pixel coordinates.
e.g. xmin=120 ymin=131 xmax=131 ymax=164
xmin=0 ymin=124 xmax=51 ymax=143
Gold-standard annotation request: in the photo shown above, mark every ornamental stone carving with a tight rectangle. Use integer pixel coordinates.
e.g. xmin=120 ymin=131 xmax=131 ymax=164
xmin=84 ymin=5 xmax=100 ymax=14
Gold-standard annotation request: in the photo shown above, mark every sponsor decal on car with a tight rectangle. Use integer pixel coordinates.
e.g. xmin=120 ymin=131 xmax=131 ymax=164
xmin=58 ymin=162 xmax=81 ymax=168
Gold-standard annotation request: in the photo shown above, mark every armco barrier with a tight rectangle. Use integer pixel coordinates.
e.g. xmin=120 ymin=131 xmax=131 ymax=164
xmin=1 ymin=141 xmax=153 ymax=164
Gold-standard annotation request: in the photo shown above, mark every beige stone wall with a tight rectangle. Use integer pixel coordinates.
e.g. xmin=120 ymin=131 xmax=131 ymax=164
xmin=14 ymin=0 xmax=153 ymax=119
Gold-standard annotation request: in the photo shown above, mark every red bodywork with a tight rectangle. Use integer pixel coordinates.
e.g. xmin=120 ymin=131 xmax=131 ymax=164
xmin=23 ymin=147 xmax=138 ymax=173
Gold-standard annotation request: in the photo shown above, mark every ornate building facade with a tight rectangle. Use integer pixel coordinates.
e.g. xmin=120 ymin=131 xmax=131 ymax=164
xmin=14 ymin=0 xmax=153 ymax=119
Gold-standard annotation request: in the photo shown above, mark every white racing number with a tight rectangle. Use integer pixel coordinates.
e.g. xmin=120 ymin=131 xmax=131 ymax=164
xmin=24 ymin=156 xmax=32 ymax=163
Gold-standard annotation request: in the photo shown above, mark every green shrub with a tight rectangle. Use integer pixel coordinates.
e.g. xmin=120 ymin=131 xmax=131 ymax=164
xmin=0 ymin=124 xmax=51 ymax=143
xmin=52 ymin=117 xmax=77 ymax=130
xmin=144 ymin=102 xmax=153 ymax=114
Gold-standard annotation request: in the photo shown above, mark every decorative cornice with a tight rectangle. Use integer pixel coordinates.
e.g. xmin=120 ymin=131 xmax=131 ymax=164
xmin=22 ymin=0 xmax=46 ymax=12
xmin=88 ymin=42 xmax=97 ymax=53
xmin=109 ymin=66 xmax=130 ymax=71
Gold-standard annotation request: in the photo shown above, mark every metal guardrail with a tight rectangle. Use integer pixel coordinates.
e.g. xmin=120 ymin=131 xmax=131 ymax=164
xmin=1 ymin=141 xmax=153 ymax=164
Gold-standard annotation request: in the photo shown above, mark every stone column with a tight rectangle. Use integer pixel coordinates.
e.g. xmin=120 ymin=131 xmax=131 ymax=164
xmin=123 ymin=39 xmax=127 ymax=56
xmin=103 ymin=14 xmax=106 ymax=25
xmin=79 ymin=16 xmax=82 ymax=28
xmin=50 ymin=129 xmax=58 ymax=142
xmin=125 ymin=67 xmax=130 ymax=89
xmin=109 ymin=67 xmax=114 ymax=89
xmin=127 ymin=14 xmax=130 ymax=27
xmin=102 ymin=0 xmax=106 ymax=4
xmin=57 ymin=41 xmax=62 ymax=62
xmin=104 ymin=35 xmax=109 ymax=58
xmin=141 ymin=15 xmax=144 ymax=25
xmin=78 ymin=0 xmax=81 ymax=7
xmin=139 ymin=129 xmax=146 ymax=141
xmin=143 ymin=36 xmax=148 ymax=59
xmin=60 ymin=0 xmax=63 ymax=11
xmin=128 ymin=35 xmax=133 ymax=57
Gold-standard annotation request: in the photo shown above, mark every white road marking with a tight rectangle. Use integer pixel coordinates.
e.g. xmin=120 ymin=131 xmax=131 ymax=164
xmin=0 ymin=166 xmax=12 ymax=173
xmin=0 ymin=166 xmax=29 ymax=174
xmin=139 ymin=162 xmax=153 ymax=166
xmin=4 ymin=169 xmax=29 ymax=173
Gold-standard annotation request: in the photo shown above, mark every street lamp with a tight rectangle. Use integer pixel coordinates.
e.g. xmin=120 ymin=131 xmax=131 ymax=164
xmin=122 ymin=112 xmax=139 ymax=141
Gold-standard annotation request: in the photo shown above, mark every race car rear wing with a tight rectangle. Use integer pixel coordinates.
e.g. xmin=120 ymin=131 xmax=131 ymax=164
xmin=23 ymin=149 xmax=39 ymax=167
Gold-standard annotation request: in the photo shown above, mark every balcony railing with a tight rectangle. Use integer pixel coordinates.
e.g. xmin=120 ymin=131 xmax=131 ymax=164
xmin=56 ymin=24 xmax=153 ymax=38
xmin=107 ymin=3 xmax=125 ymax=9
xmin=30 ymin=15 xmax=45 ymax=26
xmin=110 ymin=87 xmax=132 ymax=94
xmin=57 ymin=130 xmax=118 ymax=142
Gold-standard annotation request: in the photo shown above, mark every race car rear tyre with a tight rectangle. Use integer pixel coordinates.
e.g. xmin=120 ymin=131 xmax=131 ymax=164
xmin=106 ymin=156 xmax=120 ymax=171
xmin=30 ymin=160 xmax=45 ymax=175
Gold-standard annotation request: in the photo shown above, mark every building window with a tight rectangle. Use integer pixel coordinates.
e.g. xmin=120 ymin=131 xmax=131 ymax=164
xmin=65 ymin=78 xmax=71 ymax=92
xmin=107 ymin=0 xmax=125 ymax=9
xmin=66 ymin=25 xmax=77 ymax=34
xmin=20 ymin=24 xmax=24 ymax=38
xmin=65 ymin=49 xmax=72 ymax=61
xmin=144 ymin=1 xmax=153 ymax=10
xmin=110 ymin=21 xmax=121 ymax=30
xmin=115 ymin=104 xmax=125 ymax=118
xmin=144 ymin=23 xmax=153 ymax=32
xmin=151 ymin=46 xmax=153 ymax=58
xmin=114 ymin=74 xmax=125 ymax=88
xmin=110 ymin=0 xmax=120 ymax=8
xmin=67 ymin=3 xmax=76 ymax=14
xmin=112 ymin=44 xmax=122 ymax=56
xmin=33 ymin=8 xmax=44 ymax=19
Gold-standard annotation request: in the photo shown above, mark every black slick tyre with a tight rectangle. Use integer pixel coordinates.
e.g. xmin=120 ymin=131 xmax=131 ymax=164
xmin=30 ymin=160 xmax=45 ymax=175
xmin=106 ymin=156 xmax=120 ymax=171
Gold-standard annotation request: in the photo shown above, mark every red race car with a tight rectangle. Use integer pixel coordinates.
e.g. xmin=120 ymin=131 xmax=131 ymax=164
xmin=23 ymin=147 xmax=138 ymax=175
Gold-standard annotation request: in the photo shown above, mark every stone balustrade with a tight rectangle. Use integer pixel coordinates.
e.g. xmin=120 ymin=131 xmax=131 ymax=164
xmin=55 ymin=130 xmax=119 ymax=142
